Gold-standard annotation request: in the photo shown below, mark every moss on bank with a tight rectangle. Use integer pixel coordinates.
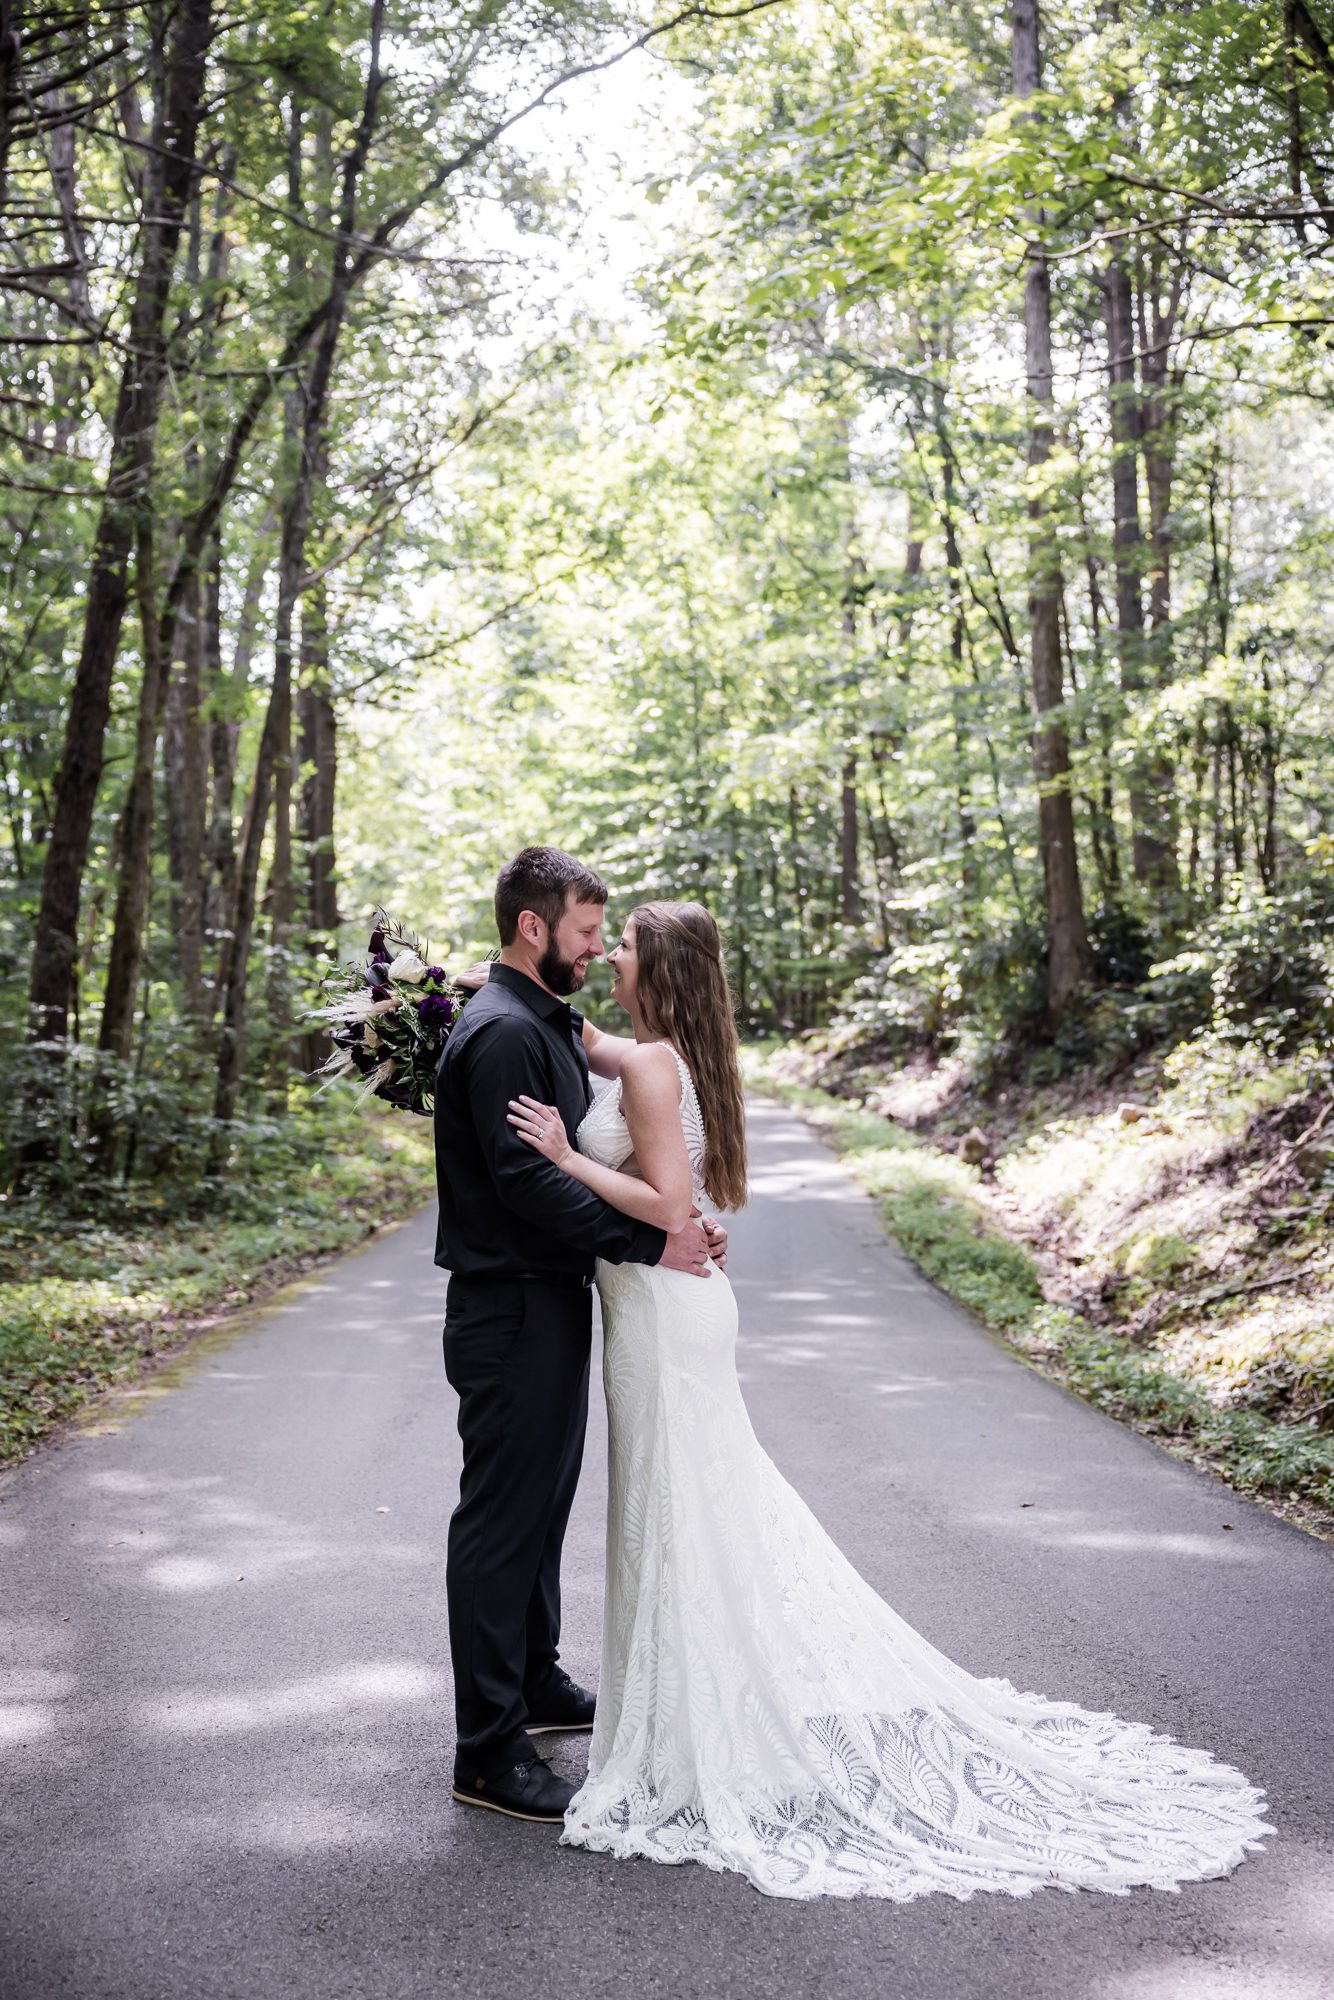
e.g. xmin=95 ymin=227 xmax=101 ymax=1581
xmin=0 ymin=1105 xmax=435 ymax=1465
xmin=744 ymin=1050 xmax=1334 ymax=1534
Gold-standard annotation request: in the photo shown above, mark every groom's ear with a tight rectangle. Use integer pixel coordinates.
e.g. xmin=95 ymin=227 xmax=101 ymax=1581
xmin=516 ymin=908 xmax=545 ymax=949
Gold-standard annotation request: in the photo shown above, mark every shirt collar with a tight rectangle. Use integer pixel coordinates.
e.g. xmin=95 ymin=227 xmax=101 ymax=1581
xmin=490 ymin=960 xmax=574 ymax=1025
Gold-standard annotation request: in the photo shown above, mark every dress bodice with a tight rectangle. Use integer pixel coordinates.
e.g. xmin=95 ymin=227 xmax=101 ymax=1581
xmin=577 ymin=1046 xmax=707 ymax=1209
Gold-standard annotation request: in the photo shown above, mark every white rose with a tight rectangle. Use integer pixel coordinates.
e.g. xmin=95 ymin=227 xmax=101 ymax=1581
xmin=386 ymin=948 xmax=427 ymax=984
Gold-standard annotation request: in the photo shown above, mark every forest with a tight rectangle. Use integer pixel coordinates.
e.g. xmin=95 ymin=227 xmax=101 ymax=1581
xmin=2 ymin=2 xmax=1332 ymax=1514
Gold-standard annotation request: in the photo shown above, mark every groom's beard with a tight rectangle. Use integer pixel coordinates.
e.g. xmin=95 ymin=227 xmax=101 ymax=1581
xmin=537 ymin=941 xmax=591 ymax=996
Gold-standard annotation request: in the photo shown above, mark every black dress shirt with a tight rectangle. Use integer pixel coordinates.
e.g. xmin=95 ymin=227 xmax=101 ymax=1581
xmin=433 ymin=962 xmax=667 ymax=1281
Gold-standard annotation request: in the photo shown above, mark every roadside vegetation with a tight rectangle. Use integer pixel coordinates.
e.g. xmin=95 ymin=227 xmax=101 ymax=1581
xmin=0 ymin=1104 xmax=433 ymax=1464
xmin=746 ymin=1010 xmax=1334 ymax=1537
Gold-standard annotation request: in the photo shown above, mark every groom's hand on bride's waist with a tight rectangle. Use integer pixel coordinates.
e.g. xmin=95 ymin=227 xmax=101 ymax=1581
xmin=658 ymin=1217 xmax=713 ymax=1277
xmin=701 ymin=1214 xmax=728 ymax=1271
xmin=658 ymin=1213 xmax=728 ymax=1276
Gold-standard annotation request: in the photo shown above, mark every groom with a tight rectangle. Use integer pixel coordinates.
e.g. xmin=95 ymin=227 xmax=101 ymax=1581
xmin=435 ymin=845 xmax=724 ymax=1822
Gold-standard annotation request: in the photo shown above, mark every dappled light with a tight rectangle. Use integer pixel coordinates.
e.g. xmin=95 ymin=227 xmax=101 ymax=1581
xmin=1017 ymin=1524 xmax=1267 ymax=1568
xmin=1089 ymin=1843 xmax=1334 ymax=2000
xmin=144 ymin=1662 xmax=444 ymax=1737
xmin=0 ymin=1704 xmax=54 ymax=1745
xmin=3 ymin=1110 xmax=1331 ymax=1994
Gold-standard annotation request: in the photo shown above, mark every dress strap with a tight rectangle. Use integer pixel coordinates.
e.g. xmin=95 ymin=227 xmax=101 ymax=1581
xmin=663 ymin=1044 xmax=696 ymax=1103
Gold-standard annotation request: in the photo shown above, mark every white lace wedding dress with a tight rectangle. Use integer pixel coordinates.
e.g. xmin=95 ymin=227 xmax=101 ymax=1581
xmin=561 ymin=1052 xmax=1273 ymax=1901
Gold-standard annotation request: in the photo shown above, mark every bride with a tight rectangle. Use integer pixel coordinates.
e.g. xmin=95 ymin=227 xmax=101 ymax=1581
xmin=506 ymin=900 xmax=1272 ymax=1903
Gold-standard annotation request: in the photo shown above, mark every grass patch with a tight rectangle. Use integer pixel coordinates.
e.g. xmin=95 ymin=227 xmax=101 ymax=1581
xmin=0 ymin=1103 xmax=434 ymax=1464
xmin=744 ymin=1050 xmax=1334 ymax=1524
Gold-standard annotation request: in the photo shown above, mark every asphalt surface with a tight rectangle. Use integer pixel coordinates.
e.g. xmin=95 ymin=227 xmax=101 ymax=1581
xmin=2 ymin=1099 xmax=1331 ymax=2000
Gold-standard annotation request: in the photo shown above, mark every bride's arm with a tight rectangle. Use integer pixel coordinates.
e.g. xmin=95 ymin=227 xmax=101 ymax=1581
xmin=461 ymin=966 xmax=631 ymax=1080
xmin=582 ymin=1017 xmax=635 ymax=1079
xmin=508 ymin=1043 xmax=694 ymax=1234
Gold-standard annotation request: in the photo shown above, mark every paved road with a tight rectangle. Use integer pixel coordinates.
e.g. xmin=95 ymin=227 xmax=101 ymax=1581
xmin=2 ymin=1101 xmax=1331 ymax=2000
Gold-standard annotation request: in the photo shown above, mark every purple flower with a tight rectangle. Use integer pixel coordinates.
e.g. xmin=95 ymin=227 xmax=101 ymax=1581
xmin=417 ymin=994 xmax=456 ymax=1030
xmin=368 ymin=927 xmax=387 ymax=957
xmin=425 ymin=966 xmax=447 ymax=984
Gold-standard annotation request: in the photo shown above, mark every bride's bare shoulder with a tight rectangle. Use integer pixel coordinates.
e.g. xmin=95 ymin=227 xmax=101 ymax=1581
xmin=620 ymin=1040 xmax=677 ymax=1072
xmin=619 ymin=1042 xmax=682 ymax=1092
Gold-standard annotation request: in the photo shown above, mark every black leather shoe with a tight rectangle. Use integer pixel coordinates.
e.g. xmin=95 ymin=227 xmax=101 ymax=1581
xmin=524 ymin=1667 xmax=596 ymax=1735
xmin=452 ymin=1753 xmax=575 ymax=1823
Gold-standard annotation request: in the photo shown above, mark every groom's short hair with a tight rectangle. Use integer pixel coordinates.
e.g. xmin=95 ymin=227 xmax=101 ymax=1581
xmin=495 ymin=846 xmax=609 ymax=944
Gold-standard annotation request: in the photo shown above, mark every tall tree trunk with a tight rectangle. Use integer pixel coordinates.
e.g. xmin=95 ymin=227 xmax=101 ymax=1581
xmin=1104 ymin=251 xmax=1160 ymax=887
xmin=24 ymin=0 xmax=213 ymax=1057
xmin=1255 ymin=657 xmax=1279 ymax=890
xmin=839 ymin=754 xmax=861 ymax=923
xmin=265 ymin=677 xmax=295 ymax=1108
xmin=1012 ymin=0 xmax=1092 ymax=1023
xmin=90 ymin=527 xmax=171 ymax=1165
xmin=838 ymin=565 xmax=862 ymax=924
xmin=264 ymin=96 xmax=310 ymax=1105
xmin=96 ymin=146 xmax=226 ymax=1101
xmin=1135 ymin=250 xmax=1182 ymax=897
xmin=934 ymin=396 xmax=978 ymax=901
xmin=164 ymin=567 xmax=209 ymax=1018
xmin=211 ymin=7 xmax=385 ymax=1155
xmin=298 ymin=578 xmax=338 ymax=939
xmin=0 ymin=0 xmax=19 ymax=214
xmin=1074 ymin=452 xmax=1123 ymax=902
xmin=297 ymin=579 xmax=337 ymax=1073
xmin=211 ymin=505 xmax=303 ymax=1152
xmin=831 ymin=398 xmax=864 ymax=928
xmin=47 ymin=89 xmax=92 ymax=454
xmin=204 ymin=527 xmax=267 ymax=971
xmin=1204 ymin=442 xmax=1234 ymax=900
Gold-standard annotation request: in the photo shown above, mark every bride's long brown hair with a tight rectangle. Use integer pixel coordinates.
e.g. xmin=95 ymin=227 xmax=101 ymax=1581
xmin=630 ymin=901 xmax=748 ymax=1211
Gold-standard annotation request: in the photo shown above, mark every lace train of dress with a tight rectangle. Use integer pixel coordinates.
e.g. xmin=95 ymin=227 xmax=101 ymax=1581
xmin=561 ymin=1058 xmax=1273 ymax=1902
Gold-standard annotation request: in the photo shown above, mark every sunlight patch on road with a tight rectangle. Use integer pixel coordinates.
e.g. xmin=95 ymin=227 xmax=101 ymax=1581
xmin=1096 ymin=1972 xmax=1324 ymax=2000
xmin=233 ymin=1798 xmax=397 ymax=1853
xmin=0 ymin=1703 xmax=53 ymax=1744
xmin=1029 ymin=1526 xmax=1265 ymax=1564
xmin=87 ymin=1470 xmax=224 ymax=1495
xmin=144 ymin=1660 xmax=444 ymax=1735
xmin=745 ymin=1155 xmax=859 ymax=1201
xmin=142 ymin=1556 xmax=244 ymax=1590
xmin=870 ymin=1378 xmax=952 ymax=1396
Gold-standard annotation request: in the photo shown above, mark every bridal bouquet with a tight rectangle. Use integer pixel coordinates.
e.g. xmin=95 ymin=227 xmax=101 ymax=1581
xmin=311 ymin=911 xmax=478 ymax=1116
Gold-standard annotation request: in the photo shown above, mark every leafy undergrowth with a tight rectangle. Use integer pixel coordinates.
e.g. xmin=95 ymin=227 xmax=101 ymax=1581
xmin=0 ymin=1103 xmax=435 ymax=1465
xmin=744 ymin=1041 xmax=1334 ymax=1538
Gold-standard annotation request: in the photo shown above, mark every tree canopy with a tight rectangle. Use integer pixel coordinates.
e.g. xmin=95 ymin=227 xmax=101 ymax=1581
xmin=3 ymin=0 xmax=1332 ymax=1198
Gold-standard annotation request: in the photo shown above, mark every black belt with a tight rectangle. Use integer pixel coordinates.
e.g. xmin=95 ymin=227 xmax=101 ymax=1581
xmin=452 ymin=1269 xmax=594 ymax=1290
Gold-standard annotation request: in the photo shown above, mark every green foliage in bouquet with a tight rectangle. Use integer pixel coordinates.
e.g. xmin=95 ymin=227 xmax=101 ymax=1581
xmin=313 ymin=911 xmax=481 ymax=1116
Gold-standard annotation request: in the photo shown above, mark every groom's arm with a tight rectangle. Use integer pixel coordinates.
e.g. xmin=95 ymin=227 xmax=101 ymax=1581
xmin=460 ymin=1016 xmax=666 ymax=1266
xmin=582 ymin=1018 xmax=636 ymax=1080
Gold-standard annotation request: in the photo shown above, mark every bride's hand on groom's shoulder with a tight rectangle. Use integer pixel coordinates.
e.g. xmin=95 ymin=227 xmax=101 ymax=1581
xmin=508 ymin=1095 xmax=574 ymax=1169
xmin=454 ymin=961 xmax=492 ymax=992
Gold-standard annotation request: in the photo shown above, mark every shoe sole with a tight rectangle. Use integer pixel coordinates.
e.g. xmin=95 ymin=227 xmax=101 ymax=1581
xmin=524 ymin=1720 xmax=594 ymax=1736
xmin=451 ymin=1787 xmax=568 ymax=1824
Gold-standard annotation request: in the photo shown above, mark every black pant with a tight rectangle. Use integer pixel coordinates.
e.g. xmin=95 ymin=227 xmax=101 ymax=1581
xmin=442 ymin=1274 xmax=592 ymax=1778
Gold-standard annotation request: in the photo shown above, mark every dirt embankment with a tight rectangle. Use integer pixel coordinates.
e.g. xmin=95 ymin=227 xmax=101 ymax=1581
xmin=754 ymin=1038 xmax=1334 ymax=1537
